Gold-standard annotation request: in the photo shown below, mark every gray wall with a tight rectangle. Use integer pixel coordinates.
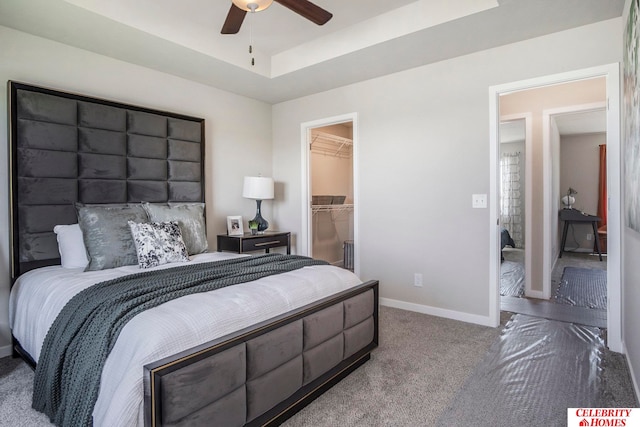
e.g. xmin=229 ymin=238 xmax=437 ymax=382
xmin=273 ymin=18 xmax=622 ymax=323
xmin=0 ymin=25 xmax=273 ymax=357
xmin=623 ymin=0 xmax=640 ymax=406
xmin=3 ymin=9 xmax=639 ymax=406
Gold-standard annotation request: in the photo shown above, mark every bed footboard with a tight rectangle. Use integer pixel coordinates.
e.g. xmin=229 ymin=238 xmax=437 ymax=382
xmin=144 ymin=280 xmax=379 ymax=427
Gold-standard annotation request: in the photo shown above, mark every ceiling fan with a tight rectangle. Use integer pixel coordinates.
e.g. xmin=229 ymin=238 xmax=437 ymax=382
xmin=221 ymin=0 xmax=333 ymax=34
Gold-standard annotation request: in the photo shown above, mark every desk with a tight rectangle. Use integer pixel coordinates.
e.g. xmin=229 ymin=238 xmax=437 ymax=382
xmin=559 ymin=209 xmax=602 ymax=261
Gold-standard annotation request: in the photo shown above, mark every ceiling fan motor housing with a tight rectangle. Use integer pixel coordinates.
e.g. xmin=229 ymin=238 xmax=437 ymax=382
xmin=232 ymin=0 xmax=274 ymax=12
xmin=222 ymin=0 xmax=333 ymax=34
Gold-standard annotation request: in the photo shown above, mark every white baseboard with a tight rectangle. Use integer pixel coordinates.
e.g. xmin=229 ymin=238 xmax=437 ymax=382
xmin=0 ymin=344 xmax=12 ymax=358
xmin=525 ymin=289 xmax=546 ymax=299
xmin=623 ymin=341 xmax=640 ymax=404
xmin=380 ymin=297 xmax=494 ymax=327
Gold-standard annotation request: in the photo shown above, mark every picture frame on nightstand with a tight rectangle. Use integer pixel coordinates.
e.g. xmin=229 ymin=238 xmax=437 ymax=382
xmin=226 ymin=216 xmax=244 ymax=236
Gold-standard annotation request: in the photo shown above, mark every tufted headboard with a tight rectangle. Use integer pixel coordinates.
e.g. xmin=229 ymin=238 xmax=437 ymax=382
xmin=8 ymin=81 xmax=205 ymax=280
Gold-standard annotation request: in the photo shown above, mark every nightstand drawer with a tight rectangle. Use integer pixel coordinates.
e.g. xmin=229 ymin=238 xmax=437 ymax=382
xmin=217 ymin=232 xmax=291 ymax=254
xmin=242 ymin=234 xmax=289 ymax=252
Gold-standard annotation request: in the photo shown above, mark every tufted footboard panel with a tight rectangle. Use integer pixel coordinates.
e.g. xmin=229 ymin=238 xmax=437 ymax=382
xmin=144 ymin=280 xmax=379 ymax=427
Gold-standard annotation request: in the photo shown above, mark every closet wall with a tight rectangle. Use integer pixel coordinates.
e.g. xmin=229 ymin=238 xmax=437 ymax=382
xmin=310 ymin=124 xmax=354 ymax=268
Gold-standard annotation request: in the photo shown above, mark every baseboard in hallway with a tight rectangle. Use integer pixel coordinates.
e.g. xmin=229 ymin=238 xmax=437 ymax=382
xmin=500 ymin=296 xmax=606 ymax=328
xmin=0 ymin=345 xmax=12 ymax=358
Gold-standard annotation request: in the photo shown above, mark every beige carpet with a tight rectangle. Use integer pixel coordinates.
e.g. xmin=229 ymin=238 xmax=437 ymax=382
xmin=0 ymin=306 xmax=504 ymax=427
xmin=1 ymin=305 xmax=635 ymax=426
xmin=284 ymin=306 xmax=506 ymax=426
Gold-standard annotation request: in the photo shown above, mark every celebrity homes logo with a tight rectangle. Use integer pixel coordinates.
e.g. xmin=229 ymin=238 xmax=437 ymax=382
xmin=568 ymin=408 xmax=639 ymax=426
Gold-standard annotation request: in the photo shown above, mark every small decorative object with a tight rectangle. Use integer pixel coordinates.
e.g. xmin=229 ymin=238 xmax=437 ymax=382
xmin=561 ymin=187 xmax=578 ymax=209
xmin=226 ymin=216 xmax=244 ymax=236
xmin=242 ymin=176 xmax=274 ymax=233
xmin=248 ymin=220 xmax=259 ymax=235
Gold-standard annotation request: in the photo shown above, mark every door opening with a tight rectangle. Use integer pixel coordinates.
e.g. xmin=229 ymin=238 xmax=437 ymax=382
xmin=489 ymin=64 xmax=621 ymax=352
xmin=300 ymin=113 xmax=359 ymax=276
xmin=499 ymin=115 xmax=532 ymax=299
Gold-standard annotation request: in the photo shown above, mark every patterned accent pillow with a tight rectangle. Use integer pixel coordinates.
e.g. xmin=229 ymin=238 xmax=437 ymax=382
xmin=128 ymin=221 xmax=190 ymax=269
xmin=142 ymin=202 xmax=208 ymax=255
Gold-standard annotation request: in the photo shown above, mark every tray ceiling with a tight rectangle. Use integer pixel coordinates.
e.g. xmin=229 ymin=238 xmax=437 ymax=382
xmin=0 ymin=0 xmax=625 ymax=103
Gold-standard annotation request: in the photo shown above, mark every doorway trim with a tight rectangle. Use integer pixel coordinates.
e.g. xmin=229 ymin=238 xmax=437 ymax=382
xmin=300 ymin=113 xmax=360 ymax=276
xmin=489 ymin=63 xmax=622 ymax=353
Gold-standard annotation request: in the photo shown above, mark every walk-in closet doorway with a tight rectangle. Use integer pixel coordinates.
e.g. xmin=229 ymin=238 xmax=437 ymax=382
xmin=300 ymin=113 xmax=359 ymax=276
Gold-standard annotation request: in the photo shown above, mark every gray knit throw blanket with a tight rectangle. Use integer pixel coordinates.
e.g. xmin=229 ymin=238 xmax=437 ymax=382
xmin=32 ymin=254 xmax=328 ymax=427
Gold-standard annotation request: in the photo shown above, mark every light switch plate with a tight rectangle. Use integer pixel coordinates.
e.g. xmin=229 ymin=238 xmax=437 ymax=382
xmin=472 ymin=194 xmax=487 ymax=208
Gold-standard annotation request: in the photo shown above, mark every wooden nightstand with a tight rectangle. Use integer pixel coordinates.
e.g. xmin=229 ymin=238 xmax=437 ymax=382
xmin=217 ymin=231 xmax=291 ymax=255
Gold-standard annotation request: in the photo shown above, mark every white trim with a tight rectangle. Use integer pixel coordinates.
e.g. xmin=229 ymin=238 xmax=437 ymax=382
xmin=542 ymin=101 xmax=607 ymax=301
xmin=524 ymin=289 xmax=546 ymax=300
xmin=380 ymin=298 xmax=494 ymax=327
xmin=300 ymin=113 xmax=360 ymax=276
xmin=488 ymin=63 xmax=622 ymax=352
xmin=489 ymin=88 xmax=500 ymax=327
xmin=542 ymin=112 xmax=553 ymax=300
xmin=0 ymin=345 xmax=12 ymax=358
xmin=605 ymin=64 xmax=622 ymax=353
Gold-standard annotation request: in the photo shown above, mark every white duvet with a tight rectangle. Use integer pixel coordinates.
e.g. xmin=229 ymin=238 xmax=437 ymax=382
xmin=9 ymin=252 xmax=361 ymax=426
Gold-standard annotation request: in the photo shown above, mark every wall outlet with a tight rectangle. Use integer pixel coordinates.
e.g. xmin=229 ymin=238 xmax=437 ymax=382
xmin=414 ymin=273 xmax=423 ymax=287
xmin=587 ymin=233 xmax=593 ymax=241
xmin=472 ymin=194 xmax=487 ymax=208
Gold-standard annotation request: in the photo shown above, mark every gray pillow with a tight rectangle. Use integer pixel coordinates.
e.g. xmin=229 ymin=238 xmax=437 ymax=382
xmin=76 ymin=203 xmax=149 ymax=271
xmin=142 ymin=202 xmax=208 ymax=255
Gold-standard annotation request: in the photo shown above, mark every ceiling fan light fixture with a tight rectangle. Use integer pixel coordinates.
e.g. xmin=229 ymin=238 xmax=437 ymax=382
xmin=232 ymin=0 xmax=273 ymax=13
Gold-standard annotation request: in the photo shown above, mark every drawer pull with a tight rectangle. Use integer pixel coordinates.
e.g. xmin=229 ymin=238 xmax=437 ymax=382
xmin=254 ymin=241 xmax=281 ymax=247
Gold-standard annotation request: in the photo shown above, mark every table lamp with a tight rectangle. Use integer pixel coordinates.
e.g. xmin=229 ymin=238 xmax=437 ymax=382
xmin=561 ymin=187 xmax=577 ymax=209
xmin=242 ymin=176 xmax=274 ymax=233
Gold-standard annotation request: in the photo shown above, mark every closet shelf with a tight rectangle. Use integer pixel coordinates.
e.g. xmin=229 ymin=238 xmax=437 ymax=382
xmin=312 ymin=204 xmax=354 ymax=214
xmin=311 ymin=131 xmax=352 ymax=158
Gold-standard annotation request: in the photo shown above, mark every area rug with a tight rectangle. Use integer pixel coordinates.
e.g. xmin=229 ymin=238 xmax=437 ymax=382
xmin=555 ymin=267 xmax=607 ymax=310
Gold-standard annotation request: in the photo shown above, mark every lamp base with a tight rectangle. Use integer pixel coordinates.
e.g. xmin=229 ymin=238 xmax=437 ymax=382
xmin=252 ymin=199 xmax=269 ymax=233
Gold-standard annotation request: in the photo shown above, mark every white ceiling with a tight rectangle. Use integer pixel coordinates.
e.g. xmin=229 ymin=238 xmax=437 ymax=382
xmin=500 ymin=120 xmax=525 ymax=144
xmin=555 ymin=109 xmax=607 ymax=136
xmin=0 ymin=0 xmax=625 ymax=104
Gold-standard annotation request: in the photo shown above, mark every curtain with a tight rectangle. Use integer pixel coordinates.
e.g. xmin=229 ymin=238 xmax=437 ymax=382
xmin=597 ymin=144 xmax=607 ymax=228
xmin=500 ymin=152 xmax=524 ymax=248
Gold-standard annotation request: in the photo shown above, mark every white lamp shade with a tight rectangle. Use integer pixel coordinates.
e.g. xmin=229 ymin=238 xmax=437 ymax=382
xmin=243 ymin=176 xmax=274 ymax=200
xmin=232 ymin=0 xmax=273 ymax=12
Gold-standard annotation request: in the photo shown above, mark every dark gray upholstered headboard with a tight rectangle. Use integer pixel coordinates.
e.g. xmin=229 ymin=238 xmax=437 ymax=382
xmin=9 ymin=81 xmax=205 ymax=280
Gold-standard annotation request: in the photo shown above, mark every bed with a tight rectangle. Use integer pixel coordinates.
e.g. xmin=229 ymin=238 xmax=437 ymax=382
xmin=500 ymin=227 xmax=516 ymax=261
xmin=8 ymin=81 xmax=379 ymax=426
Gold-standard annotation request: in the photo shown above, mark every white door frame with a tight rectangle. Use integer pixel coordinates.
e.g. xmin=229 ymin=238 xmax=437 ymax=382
xmin=489 ymin=63 xmax=622 ymax=353
xmin=300 ymin=113 xmax=360 ymax=276
xmin=499 ymin=113 xmax=533 ymax=298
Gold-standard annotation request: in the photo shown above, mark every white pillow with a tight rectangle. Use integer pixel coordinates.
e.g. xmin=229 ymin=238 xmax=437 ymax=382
xmin=53 ymin=224 xmax=89 ymax=269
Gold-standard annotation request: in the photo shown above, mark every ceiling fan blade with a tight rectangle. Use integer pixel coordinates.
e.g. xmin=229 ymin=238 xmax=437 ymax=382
xmin=221 ymin=4 xmax=247 ymax=34
xmin=275 ymin=0 xmax=333 ymax=25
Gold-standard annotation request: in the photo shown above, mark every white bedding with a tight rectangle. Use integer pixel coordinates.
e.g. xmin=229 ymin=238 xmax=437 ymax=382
xmin=9 ymin=252 xmax=362 ymax=427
